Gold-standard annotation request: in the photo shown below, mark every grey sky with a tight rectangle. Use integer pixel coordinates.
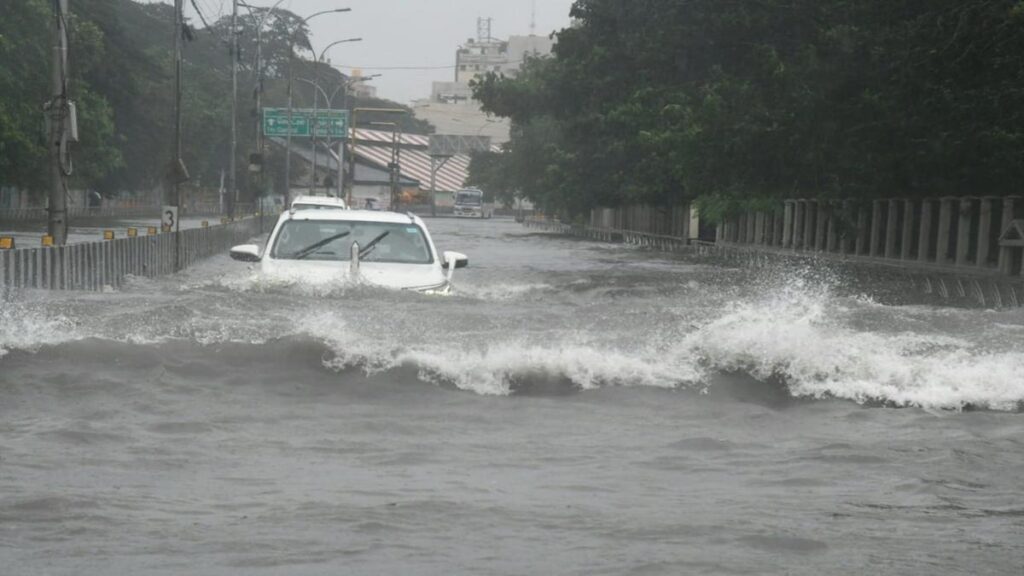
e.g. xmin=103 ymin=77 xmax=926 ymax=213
xmin=174 ymin=0 xmax=577 ymax=104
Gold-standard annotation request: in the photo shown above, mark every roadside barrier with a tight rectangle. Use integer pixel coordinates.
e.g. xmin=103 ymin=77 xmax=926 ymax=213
xmin=0 ymin=214 xmax=276 ymax=291
xmin=0 ymin=204 xmax=259 ymax=223
xmin=523 ymin=216 xmax=1024 ymax=307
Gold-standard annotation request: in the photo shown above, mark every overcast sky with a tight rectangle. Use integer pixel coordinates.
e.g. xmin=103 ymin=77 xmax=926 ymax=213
xmin=171 ymin=0 xmax=577 ymax=104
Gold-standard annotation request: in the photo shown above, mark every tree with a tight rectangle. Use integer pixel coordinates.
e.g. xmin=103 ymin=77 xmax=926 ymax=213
xmin=472 ymin=0 xmax=1024 ymax=221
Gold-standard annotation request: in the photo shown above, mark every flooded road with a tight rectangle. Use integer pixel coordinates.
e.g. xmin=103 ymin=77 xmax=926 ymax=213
xmin=2 ymin=218 xmax=1023 ymax=575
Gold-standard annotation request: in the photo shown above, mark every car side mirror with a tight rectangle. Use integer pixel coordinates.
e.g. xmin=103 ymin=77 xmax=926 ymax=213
xmin=229 ymin=244 xmax=261 ymax=262
xmin=442 ymin=251 xmax=469 ymax=270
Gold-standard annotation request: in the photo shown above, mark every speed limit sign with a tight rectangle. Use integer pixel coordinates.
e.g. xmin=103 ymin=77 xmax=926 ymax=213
xmin=161 ymin=205 xmax=178 ymax=232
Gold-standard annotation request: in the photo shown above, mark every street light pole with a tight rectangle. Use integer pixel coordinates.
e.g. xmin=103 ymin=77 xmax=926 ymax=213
xmin=284 ymin=8 xmax=350 ymax=209
xmin=295 ymin=78 xmax=340 ymax=198
xmin=228 ymin=0 xmax=239 ymax=219
xmin=239 ymin=0 xmax=287 ymax=219
xmin=311 ymin=37 xmax=360 ymax=196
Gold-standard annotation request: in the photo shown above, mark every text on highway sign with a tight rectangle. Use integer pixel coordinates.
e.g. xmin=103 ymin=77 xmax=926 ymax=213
xmin=263 ymin=108 xmax=349 ymax=138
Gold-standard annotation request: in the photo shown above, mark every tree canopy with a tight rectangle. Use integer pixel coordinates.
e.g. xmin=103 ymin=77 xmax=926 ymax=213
xmin=471 ymin=0 xmax=1024 ymax=219
xmin=0 ymin=0 xmax=429 ymax=201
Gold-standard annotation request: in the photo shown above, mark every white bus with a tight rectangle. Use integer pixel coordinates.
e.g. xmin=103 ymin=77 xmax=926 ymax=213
xmin=453 ymin=188 xmax=493 ymax=219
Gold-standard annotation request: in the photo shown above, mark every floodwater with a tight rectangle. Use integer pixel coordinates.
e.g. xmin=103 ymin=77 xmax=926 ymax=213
xmin=2 ymin=218 xmax=1022 ymax=575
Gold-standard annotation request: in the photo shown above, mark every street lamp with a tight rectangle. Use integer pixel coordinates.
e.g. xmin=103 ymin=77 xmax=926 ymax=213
xmin=295 ymin=74 xmax=377 ymax=199
xmin=340 ymin=72 xmax=382 ymax=110
xmin=310 ymin=37 xmax=361 ymax=195
xmin=238 ymin=0 xmax=289 ymax=220
xmin=284 ymin=7 xmax=351 ymax=208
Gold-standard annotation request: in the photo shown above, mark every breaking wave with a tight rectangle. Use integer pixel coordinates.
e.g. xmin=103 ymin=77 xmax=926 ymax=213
xmin=3 ymin=272 xmax=1023 ymax=411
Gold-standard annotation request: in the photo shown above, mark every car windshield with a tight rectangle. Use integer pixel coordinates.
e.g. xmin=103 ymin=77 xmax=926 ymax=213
xmin=455 ymin=192 xmax=482 ymax=206
xmin=271 ymin=220 xmax=433 ymax=264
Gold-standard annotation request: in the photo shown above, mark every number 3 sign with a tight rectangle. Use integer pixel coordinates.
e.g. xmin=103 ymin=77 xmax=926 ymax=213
xmin=162 ymin=206 xmax=178 ymax=232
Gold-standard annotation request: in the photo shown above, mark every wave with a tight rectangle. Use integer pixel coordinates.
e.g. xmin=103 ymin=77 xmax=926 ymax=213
xmin=681 ymin=280 xmax=1024 ymax=411
xmin=3 ymin=274 xmax=1022 ymax=411
xmin=0 ymin=299 xmax=80 ymax=359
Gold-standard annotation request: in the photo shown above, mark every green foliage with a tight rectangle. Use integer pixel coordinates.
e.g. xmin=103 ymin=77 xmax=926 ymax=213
xmin=0 ymin=0 xmax=428 ymax=201
xmin=471 ymin=0 xmax=1024 ymax=221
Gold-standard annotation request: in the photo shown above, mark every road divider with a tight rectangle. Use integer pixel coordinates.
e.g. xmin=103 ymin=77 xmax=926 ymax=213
xmin=0 ymin=214 xmax=275 ymax=291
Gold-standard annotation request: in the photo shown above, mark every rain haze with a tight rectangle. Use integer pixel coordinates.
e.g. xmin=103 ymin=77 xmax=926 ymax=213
xmin=177 ymin=0 xmax=578 ymax=104
xmin=2 ymin=1 xmax=1024 ymax=575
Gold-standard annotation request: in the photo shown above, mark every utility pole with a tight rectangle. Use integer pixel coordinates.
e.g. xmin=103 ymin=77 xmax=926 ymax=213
xmin=254 ymin=20 xmax=263 ymax=227
xmin=228 ymin=0 xmax=238 ymax=218
xmin=171 ymin=0 xmax=185 ymax=270
xmin=47 ymin=0 xmax=71 ymax=245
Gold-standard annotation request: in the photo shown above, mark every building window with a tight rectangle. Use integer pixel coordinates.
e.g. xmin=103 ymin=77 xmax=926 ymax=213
xmin=460 ymin=65 xmax=467 ymax=71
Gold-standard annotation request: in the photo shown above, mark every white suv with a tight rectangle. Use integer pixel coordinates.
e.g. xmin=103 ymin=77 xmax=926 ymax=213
xmin=290 ymin=195 xmax=348 ymax=211
xmin=230 ymin=209 xmax=468 ymax=293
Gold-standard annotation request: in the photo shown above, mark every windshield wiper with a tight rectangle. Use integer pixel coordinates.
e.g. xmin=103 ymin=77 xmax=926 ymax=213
xmin=290 ymin=231 xmax=350 ymax=260
xmin=358 ymin=231 xmax=390 ymax=259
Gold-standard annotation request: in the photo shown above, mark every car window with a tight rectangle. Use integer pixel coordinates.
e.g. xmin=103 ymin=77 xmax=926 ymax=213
xmin=292 ymin=204 xmax=341 ymax=210
xmin=455 ymin=192 xmax=482 ymax=206
xmin=271 ymin=220 xmax=433 ymax=264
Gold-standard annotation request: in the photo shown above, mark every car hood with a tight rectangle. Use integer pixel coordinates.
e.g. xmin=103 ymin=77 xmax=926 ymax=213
xmin=260 ymin=258 xmax=447 ymax=291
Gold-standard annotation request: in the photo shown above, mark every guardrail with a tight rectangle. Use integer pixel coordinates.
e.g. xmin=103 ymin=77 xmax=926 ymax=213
xmin=0 ymin=214 xmax=276 ymax=291
xmin=0 ymin=204 xmax=259 ymax=223
xmin=523 ymin=216 xmax=1024 ymax=307
xmin=716 ymin=197 xmax=1024 ymax=278
xmin=524 ymin=218 xmax=692 ymax=247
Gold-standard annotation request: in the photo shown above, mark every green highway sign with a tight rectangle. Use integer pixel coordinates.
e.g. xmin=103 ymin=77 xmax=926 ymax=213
xmin=263 ymin=108 xmax=349 ymax=138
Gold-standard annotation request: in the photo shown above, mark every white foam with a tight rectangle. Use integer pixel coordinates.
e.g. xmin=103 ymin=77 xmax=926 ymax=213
xmin=400 ymin=341 xmax=702 ymax=395
xmin=0 ymin=300 xmax=80 ymax=359
xmin=308 ymin=276 xmax=1024 ymax=409
xmin=683 ymin=280 xmax=1024 ymax=410
xmin=4 ymin=267 xmax=1022 ymax=411
xmin=455 ymin=282 xmax=555 ymax=301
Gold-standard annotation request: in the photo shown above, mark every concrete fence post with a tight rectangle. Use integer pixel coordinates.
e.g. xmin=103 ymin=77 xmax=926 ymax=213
xmin=936 ymin=197 xmax=954 ymax=264
xmin=814 ymin=202 xmax=827 ymax=251
xmin=803 ymin=200 xmax=816 ymax=250
xmin=826 ymin=203 xmax=838 ymax=253
xmin=977 ymin=197 xmax=995 ymax=268
xmin=918 ymin=199 xmax=934 ymax=263
xmin=782 ymin=201 xmax=794 ymax=248
xmin=838 ymin=201 xmax=852 ymax=254
xmin=955 ymin=197 xmax=974 ymax=267
xmin=885 ymin=199 xmax=900 ymax=259
xmin=901 ymin=200 xmax=916 ymax=260
xmin=998 ymin=197 xmax=1019 ymax=274
xmin=855 ymin=205 xmax=869 ymax=256
xmin=793 ymin=201 xmax=805 ymax=249
xmin=870 ymin=200 xmax=884 ymax=257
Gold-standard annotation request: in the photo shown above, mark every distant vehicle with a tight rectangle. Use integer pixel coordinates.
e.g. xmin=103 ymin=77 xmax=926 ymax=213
xmin=229 ymin=208 xmax=468 ymax=294
xmin=453 ymin=188 xmax=493 ymax=219
xmin=290 ymin=195 xmax=347 ymax=211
